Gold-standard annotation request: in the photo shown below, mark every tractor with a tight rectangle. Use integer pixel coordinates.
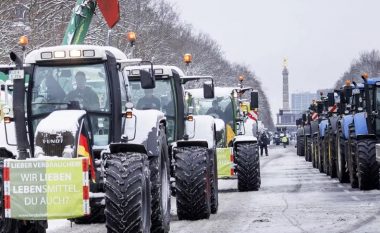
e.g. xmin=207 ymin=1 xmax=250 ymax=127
xmin=126 ymin=65 xmax=218 ymax=220
xmin=186 ymin=80 xmax=261 ymax=192
xmin=2 ymin=45 xmax=170 ymax=233
xmin=0 ymin=67 xmax=17 ymax=159
xmin=335 ymin=81 xmax=354 ymax=184
xmin=345 ymin=75 xmax=380 ymax=190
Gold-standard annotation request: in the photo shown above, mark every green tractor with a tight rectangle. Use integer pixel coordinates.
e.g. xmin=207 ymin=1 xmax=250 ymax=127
xmin=186 ymin=80 xmax=261 ymax=192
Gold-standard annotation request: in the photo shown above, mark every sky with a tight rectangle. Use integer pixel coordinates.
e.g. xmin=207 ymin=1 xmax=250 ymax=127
xmin=166 ymin=0 xmax=380 ymax=121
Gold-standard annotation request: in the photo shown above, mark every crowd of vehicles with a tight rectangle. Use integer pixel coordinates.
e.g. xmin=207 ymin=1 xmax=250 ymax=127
xmin=296 ymin=74 xmax=380 ymax=191
xmin=0 ymin=1 xmax=262 ymax=232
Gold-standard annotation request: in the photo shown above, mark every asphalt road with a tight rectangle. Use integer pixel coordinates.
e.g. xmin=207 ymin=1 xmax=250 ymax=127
xmin=48 ymin=145 xmax=380 ymax=233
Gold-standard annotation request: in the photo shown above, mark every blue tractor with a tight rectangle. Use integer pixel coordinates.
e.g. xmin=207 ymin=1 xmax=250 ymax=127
xmin=335 ymin=82 xmax=354 ymax=183
xmin=346 ymin=75 xmax=380 ymax=190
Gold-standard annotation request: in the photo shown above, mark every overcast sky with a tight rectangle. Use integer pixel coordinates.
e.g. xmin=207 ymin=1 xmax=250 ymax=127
xmin=166 ymin=0 xmax=380 ymax=120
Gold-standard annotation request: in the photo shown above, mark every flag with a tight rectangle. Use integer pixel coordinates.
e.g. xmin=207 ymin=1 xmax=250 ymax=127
xmin=77 ymin=131 xmax=96 ymax=183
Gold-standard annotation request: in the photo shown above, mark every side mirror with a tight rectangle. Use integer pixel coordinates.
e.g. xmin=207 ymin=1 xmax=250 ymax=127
xmin=327 ymin=92 xmax=335 ymax=107
xmin=250 ymin=91 xmax=259 ymax=109
xmin=140 ymin=69 xmax=155 ymax=89
xmin=203 ymin=81 xmax=214 ymax=99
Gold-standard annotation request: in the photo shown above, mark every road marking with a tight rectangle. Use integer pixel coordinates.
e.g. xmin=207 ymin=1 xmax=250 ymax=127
xmin=351 ymin=196 xmax=360 ymax=201
xmin=344 ymin=189 xmax=350 ymax=194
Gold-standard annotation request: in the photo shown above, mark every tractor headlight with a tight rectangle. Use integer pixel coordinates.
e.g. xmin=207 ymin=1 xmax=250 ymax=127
xmin=62 ymin=145 xmax=74 ymax=158
xmin=34 ymin=146 xmax=45 ymax=158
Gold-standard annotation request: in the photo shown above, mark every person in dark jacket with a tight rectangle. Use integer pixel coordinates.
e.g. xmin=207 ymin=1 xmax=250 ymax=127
xmin=66 ymin=71 xmax=100 ymax=111
xmin=259 ymin=132 xmax=269 ymax=156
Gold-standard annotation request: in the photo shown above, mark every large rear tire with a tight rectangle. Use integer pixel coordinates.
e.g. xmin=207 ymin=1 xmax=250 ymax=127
xmin=336 ymin=134 xmax=349 ymax=183
xmin=105 ymin=152 xmax=151 ymax=233
xmin=174 ymin=146 xmax=211 ymax=220
xmin=235 ymin=143 xmax=261 ymax=192
xmin=306 ymin=137 xmax=312 ymax=162
xmin=323 ymin=135 xmax=330 ymax=175
xmin=328 ymin=131 xmax=337 ymax=178
xmin=299 ymin=136 xmax=305 ymax=157
xmin=150 ymin=127 xmax=171 ymax=233
xmin=356 ymin=139 xmax=379 ymax=190
xmin=318 ymin=137 xmax=324 ymax=173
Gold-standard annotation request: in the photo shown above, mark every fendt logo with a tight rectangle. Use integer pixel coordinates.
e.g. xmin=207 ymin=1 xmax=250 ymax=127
xmin=42 ymin=133 xmax=64 ymax=144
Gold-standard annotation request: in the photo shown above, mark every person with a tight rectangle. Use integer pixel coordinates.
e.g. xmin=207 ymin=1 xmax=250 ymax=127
xmin=259 ymin=132 xmax=269 ymax=156
xmin=45 ymin=77 xmax=65 ymax=102
xmin=66 ymin=71 xmax=100 ymax=111
xmin=206 ymin=99 xmax=224 ymax=118
xmin=281 ymin=135 xmax=288 ymax=148
xmin=136 ymin=89 xmax=161 ymax=110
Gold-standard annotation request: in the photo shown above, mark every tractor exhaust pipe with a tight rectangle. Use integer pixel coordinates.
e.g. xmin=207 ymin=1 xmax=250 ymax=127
xmin=10 ymin=52 xmax=30 ymax=160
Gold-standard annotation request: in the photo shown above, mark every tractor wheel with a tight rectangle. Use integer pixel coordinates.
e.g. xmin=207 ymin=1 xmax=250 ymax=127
xmin=175 ymin=146 xmax=211 ymax=220
xmin=235 ymin=143 xmax=260 ymax=192
xmin=149 ymin=127 xmax=171 ymax=233
xmin=348 ymin=140 xmax=358 ymax=188
xmin=0 ymin=159 xmax=18 ymax=233
xmin=323 ymin=135 xmax=330 ymax=175
xmin=16 ymin=222 xmax=47 ymax=233
xmin=356 ymin=139 xmax=379 ymax=190
xmin=336 ymin=135 xmax=349 ymax=183
xmin=318 ymin=138 xmax=324 ymax=173
xmin=306 ymin=137 xmax=312 ymax=162
xmin=299 ymin=136 xmax=305 ymax=157
xmin=312 ymin=137 xmax=318 ymax=168
xmin=73 ymin=201 xmax=105 ymax=224
xmin=210 ymin=149 xmax=219 ymax=214
xmin=328 ymin=132 xmax=337 ymax=178
xmin=105 ymin=152 xmax=151 ymax=233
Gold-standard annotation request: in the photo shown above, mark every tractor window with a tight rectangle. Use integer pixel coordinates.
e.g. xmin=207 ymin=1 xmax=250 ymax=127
xmin=193 ymin=97 xmax=234 ymax=127
xmin=376 ymin=87 xmax=380 ymax=112
xmin=31 ymin=63 xmax=111 ymax=146
xmin=129 ymin=79 xmax=176 ymax=141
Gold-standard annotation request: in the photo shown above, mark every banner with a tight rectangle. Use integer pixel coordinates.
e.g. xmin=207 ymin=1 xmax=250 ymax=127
xmin=217 ymin=148 xmax=234 ymax=178
xmin=3 ymin=157 xmax=90 ymax=220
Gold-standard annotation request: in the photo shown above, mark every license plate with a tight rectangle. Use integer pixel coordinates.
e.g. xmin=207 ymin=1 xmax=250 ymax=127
xmin=9 ymin=70 xmax=24 ymax=80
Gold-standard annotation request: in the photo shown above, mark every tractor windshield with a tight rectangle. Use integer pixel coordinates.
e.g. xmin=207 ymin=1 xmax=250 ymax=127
xmin=193 ymin=96 xmax=234 ymax=127
xmin=30 ymin=63 xmax=111 ymax=146
xmin=129 ymin=79 xmax=176 ymax=142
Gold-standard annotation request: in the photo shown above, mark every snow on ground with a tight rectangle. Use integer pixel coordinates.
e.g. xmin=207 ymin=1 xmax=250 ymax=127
xmin=48 ymin=145 xmax=380 ymax=233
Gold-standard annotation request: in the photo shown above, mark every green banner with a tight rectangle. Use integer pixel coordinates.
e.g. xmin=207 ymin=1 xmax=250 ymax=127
xmin=5 ymin=158 xmax=89 ymax=220
xmin=217 ymin=148 xmax=233 ymax=178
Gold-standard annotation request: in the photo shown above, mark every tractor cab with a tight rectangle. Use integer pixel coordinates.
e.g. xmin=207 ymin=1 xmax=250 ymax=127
xmin=17 ymin=45 xmax=134 ymax=159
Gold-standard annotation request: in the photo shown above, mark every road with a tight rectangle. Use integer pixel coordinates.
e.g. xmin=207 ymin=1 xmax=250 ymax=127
xmin=48 ymin=145 xmax=380 ymax=233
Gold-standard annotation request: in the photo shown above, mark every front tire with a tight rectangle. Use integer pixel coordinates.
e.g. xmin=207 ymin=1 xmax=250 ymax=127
xmin=235 ymin=143 xmax=261 ymax=191
xmin=105 ymin=152 xmax=151 ymax=233
xmin=174 ymin=146 xmax=211 ymax=220
xmin=150 ymin=126 xmax=171 ymax=233
xmin=210 ymin=149 xmax=219 ymax=214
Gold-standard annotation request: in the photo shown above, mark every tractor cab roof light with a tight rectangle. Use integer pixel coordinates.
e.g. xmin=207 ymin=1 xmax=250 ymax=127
xmin=83 ymin=50 xmax=95 ymax=57
xmin=154 ymin=69 xmax=164 ymax=75
xmin=69 ymin=50 xmax=81 ymax=57
xmin=41 ymin=52 xmax=53 ymax=59
xmin=54 ymin=51 xmax=65 ymax=58
xmin=131 ymin=69 xmax=140 ymax=76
